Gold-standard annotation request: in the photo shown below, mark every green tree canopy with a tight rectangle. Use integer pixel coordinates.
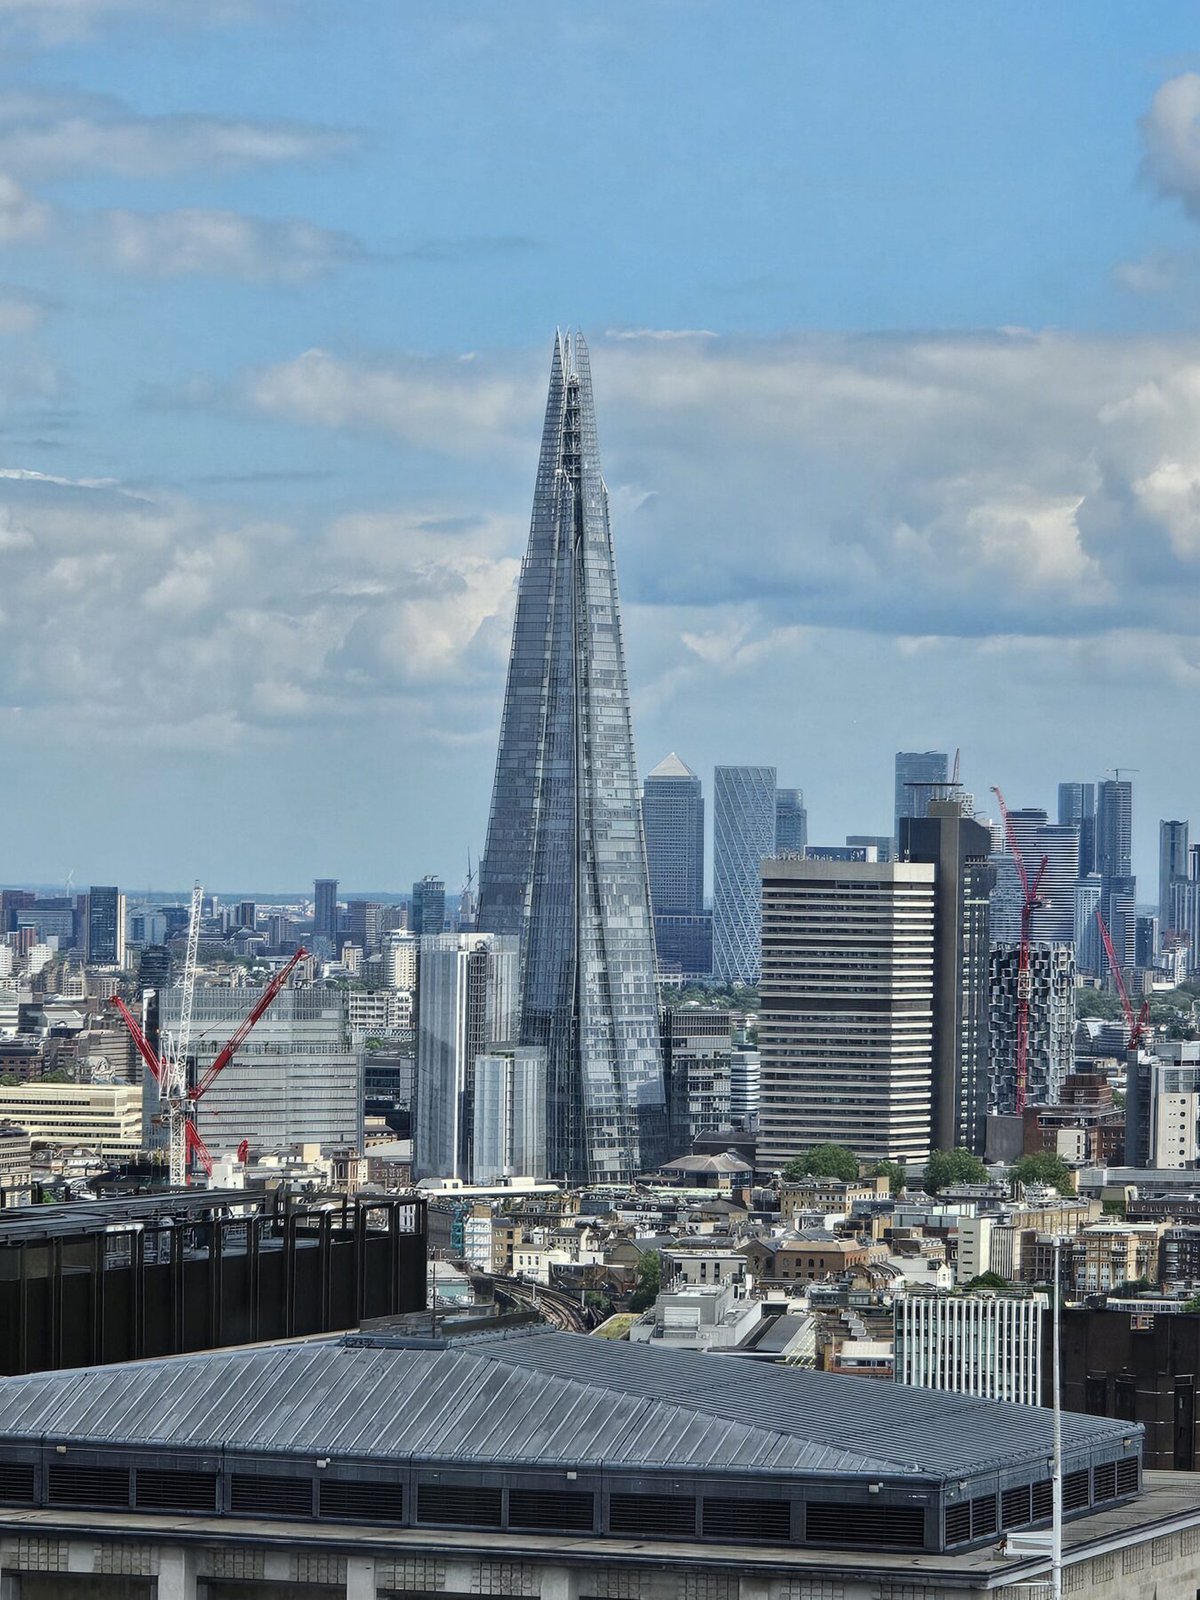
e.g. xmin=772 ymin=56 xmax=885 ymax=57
xmin=1074 ymin=988 xmax=1123 ymax=1021
xmin=1011 ymin=1151 xmax=1075 ymax=1193
xmin=782 ymin=1143 xmax=861 ymax=1182
xmin=923 ymin=1147 xmax=989 ymax=1193
xmin=868 ymin=1160 xmax=907 ymax=1195
xmin=964 ymin=1271 xmax=1009 ymax=1290
xmin=629 ymin=1250 xmax=661 ymax=1312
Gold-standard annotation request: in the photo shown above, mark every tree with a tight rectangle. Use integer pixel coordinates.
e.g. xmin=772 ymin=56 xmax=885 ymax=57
xmin=869 ymin=1160 xmax=907 ymax=1195
xmin=0 ymin=1073 xmax=18 ymax=1088
xmin=923 ymin=1147 xmax=988 ymax=1193
xmin=964 ymin=1271 xmax=1009 ymax=1290
xmin=1112 ymin=1278 xmax=1154 ymax=1297
xmin=1011 ymin=1152 xmax=1075 ymax=1193
xmin=39 ymin=1068 xmax=74 ymax=1084
xmin=1074 ymin=988 xmax=1123 ymax=1021
xmin=628 ymin=1251 xmax=661 ymax=1312
xmin=782 ymin=1143 xmax=860 ymax=1183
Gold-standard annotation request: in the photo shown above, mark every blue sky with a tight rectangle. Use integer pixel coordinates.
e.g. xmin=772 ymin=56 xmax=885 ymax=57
xmin=1 ymin=1 xmax=1199 ymax=892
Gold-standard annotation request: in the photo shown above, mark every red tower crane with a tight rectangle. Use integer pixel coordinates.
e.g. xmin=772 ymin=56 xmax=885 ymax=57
xmin=991 ymin=786 xmax=1049 ymax=1115
xmin=112 ymin=946 xmax=309 ymax=1182
xmin=1095 ymin=907 xmax=1150 ymax=1052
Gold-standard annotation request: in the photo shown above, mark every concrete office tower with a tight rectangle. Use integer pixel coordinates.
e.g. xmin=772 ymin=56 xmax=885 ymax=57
xmin=313 ymin=879 xmax=338 ymax=951
xmin=475 ymin=332 xmax=665 ymax=1184
xmin=775 ymin=788 xmax=808 ymax=855
xmin=894 ymin=751 xmax=948 ymax=838
xmin=85 ymin=886 xmax=125 ymax=967
xmin=900 ymin=802 xmax=995 ymax=1156
xmin=758 ymin=858 xmax=936 ymax=1169
xmin=472 ymin=1046 xmax=547 ymax=1183
xmin=712 ymin=765 xmax=777 ymax=985
xmin=1170 ymin=848 xmax=1200 ymax=975
xmin=411 ymin=876 xmax=446 ymax=939
xmin=661 ymin=1008 xmax=734 ymax=1155
xmin=730 ymin=1045 xmax=760 ymax=1126
xmin=1059 ymin=781 xmax=1096 ymax=875
xmin=1075 ymin=875 xmax=1104 ymax=977
xmin=643 ymin=754 xmax=711 ymax=980
xmin=157 ymin=984 xmax=362 ymax=1155
xmin=1161 ymin=820 xmax=1190 ymax=936
xmin=989 ymin=943 xmax=1076 ymax=1113
xmin=413 ymin=933 xmax=519 ymax=1181
xmin=1031 ymin=823 xmax=1081 ymax=943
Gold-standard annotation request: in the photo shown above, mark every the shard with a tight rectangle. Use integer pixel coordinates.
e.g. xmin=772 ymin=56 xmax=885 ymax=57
xmin=476 ymin=331 xmax=665 ymax=1183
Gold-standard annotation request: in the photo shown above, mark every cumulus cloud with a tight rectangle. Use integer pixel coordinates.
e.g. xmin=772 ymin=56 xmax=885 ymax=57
xmin=244 ymin=348 xmax=541 ymax=455
xmin=88 ymin=208 xmax=362 ymax=283
xmin=0 ymin=88 xmax=353 ymax=179
xmin=1142 ymin=73 xmax=1200 ymax=218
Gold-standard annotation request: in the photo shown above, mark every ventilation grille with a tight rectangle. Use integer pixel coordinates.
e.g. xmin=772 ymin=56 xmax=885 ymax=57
xmin=1063 ymin=1469 xmax=1090 ymax=1512
xmin=230 ymin=1474 xmax=312 ymax=1518
xmin=945 ymin=1502 xmax=971 ymax=1544
xmin=0 ymin=1464 xmax=35 ymax=1503
xmin=1093 ymin=1462 xmax=1117 ymax=1503
xmin=320 ymin=1480 xmax=405 ymax=1523
xmin=971 ymin=1494 xmax=997 ymax=1538
xmin=1031 ymin=1479 xmax=1053 ymax=1520
xmin=609 ymin=1494 xmax=695 ymax=1537
xmin=805 ymin=1501 xmax=925 ymax=1549
xmin=1117 ymin=1457 xmax=1139 ymax=1495
xmin=1001 ymin=1484 xmax=1031 ymax=1528
xmin=701 ymin=1498 xmax=791 ymax=1543
xmin=508 ymin=1489 xmax=593 ymax=1532
xmin=47 ymin=1465 xmax=129 ymax=1507
xmin=135 ymin=1469 xmax=217 ymax=1513
xmin=418 ymin=1484 xmax=502 ymax=1528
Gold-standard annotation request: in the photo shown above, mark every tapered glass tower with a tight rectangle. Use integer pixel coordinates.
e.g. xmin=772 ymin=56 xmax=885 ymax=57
xmin=476 ymin=331 xmax=665 ymax=1183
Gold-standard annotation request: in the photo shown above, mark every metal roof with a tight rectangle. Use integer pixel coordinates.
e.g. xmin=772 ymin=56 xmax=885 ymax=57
xmin=0 ymin=1328 xmax=1131 ymax=1482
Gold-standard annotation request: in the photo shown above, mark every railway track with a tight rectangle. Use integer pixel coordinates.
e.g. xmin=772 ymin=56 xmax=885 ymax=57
xmin=491 ymin=1274 xmax=591 ymax=1332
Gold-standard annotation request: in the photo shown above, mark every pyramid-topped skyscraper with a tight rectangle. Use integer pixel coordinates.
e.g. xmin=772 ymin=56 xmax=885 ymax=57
xmin=476 ymin=331 xmax=665 ymax=1183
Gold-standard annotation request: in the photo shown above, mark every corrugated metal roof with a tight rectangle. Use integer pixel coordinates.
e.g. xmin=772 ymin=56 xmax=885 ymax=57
xmin=0 ymin=1329 xmax=1132 ymax=1481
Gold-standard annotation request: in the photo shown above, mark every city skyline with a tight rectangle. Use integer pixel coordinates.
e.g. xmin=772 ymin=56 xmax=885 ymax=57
xmin=0 ymin=7 xmax=1197 ymax=886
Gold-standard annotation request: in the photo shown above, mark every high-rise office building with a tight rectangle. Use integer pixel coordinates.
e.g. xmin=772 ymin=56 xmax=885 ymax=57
xmin=85 ymin=886 xmax=125 ymax=967
xmin=894 ymin=751 xmax=948 ymax=838
xmin=412 ymin=933 xmax=520 ymax=1181
xmin=1058 ymin=781 xmax=1096 ymax=875
xmin=661 ymin=1008 xmax=734 ymax=1155
xmin=712 ymin=765 xmax=777 ymax=986
xmin=775 ymin=788 xmax=808 ymax=855
xmin=1075 ymin=875 xmax=1104 ymax=977
xmin=1096 ymin=779 xmax=1135 ymax=961
xmin=157 ymin=984 xmax=362 ymax=1155
xmin=642 ymin=753 xmax=710 ymax=980
xmin=475 ymin=332 xmax=665 ymax=1183
xmin=757 ymin=858 xmax=936 ymax=1169
xmin=236 ymin=901 xmax=257 ymax=930
xmin=642 ymin=753 xmax=704 ymax=915
xmin=472 ymin=1046 xmax=547 ymax=1183
xmin=900 ymin=802 xmax=994 ymax=1155
xmin=348 ymin=900 xmax=384 ymax=954
xmin=1031 ymin=823 xmax=1081 ymax=943
xmin=1161 ymin=820 xmax=1190 ymax=936
xmin=411 ymin=877 xmax=446 ymax=940
xmin=313 ymin=879 xmax=338 ymax=951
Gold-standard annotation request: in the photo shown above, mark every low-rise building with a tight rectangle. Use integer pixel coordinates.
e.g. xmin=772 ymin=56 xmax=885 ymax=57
xmin=895 ymin=1292 xmax=1046 ymax=1406
xmin=0 ymin=1081 xmax=141 ymax=1158
xmin=742 ymin=1230 xmax=872 ymax=1283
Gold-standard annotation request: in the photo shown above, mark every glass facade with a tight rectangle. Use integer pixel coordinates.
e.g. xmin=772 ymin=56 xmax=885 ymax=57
xmin=476 ymin=332 xmax=665 ymax=1184
xmin=712 ymin=765 xmax=776 ymax=985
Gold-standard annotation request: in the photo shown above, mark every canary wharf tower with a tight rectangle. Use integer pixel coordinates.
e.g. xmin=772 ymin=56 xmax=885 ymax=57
xmin=476 ymin=332 xmax=665 ymax=1183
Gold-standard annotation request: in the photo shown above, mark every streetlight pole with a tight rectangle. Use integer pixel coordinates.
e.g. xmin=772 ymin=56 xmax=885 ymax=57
xmin=1051 ymin=1236 xmax=1063 ymax=1600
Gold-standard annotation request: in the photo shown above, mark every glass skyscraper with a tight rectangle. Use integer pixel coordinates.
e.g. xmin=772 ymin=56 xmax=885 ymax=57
xmin=476 ymin=331 xmax=665 ymax=1184
xmin=712 ymin=765 xmax=777 ymax=985
xmin=894 ymin=751 xmax=949 ymax=839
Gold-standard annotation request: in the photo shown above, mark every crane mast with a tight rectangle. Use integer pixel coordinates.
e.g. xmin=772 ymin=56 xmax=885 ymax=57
xmin=991 ymin=787 xmax=1049 ymax=1115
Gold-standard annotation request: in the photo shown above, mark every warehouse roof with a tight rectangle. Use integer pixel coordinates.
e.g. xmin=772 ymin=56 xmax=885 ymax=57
xmin=0 ymin=1327 xmax=1130 ymax=1482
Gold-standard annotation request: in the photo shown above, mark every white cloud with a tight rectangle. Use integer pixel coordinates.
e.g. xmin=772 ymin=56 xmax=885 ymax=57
xmin=0 ymin=172 xmax=51 ymax=241
xmin=1142 ymin=73 xmax=1200 ymax=218
xmin=1114 ymin=250 xmax=1189 ymax=295
xmin=0 ymin=0 xmax=258 ymax=46
xmin=0 ymin=88 xmax=353 ymax=179
xmin=89 ymin=208 xmax=362 ymax=283
xmin=245 ymin=348 xmax=540 ymax=454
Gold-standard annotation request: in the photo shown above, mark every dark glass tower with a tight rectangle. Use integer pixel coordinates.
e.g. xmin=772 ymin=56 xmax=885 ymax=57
xmin=476 ymin=331 xmax=665 ymax=1183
